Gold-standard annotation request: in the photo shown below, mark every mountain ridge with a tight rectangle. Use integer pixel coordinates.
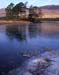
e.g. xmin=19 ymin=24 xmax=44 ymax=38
xmin=39 ymin=5 xmax=59 ymax=10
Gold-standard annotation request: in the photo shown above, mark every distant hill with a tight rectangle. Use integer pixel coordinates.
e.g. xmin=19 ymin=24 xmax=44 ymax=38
xmin=39 ymin=5 xmax=59 ymax=18
xmin=40 ymin=5 xmax=59 ymax=10
xmin=0 ymin=9 xmax=6 ymax=17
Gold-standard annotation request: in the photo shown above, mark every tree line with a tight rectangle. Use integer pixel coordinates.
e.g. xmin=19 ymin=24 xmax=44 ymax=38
xmin=5 ymin=2 xmax=42 ymax=22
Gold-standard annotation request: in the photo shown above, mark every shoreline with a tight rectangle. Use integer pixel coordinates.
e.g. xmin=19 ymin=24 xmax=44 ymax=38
xmin=0 ymin=20 xmax=59 ymax=25
xmin=0 ymin=20 xmax=32 ymax=25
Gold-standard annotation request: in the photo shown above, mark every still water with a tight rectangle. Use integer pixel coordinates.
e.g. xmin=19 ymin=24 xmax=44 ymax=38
xmin=0 ymin=22 xmax=59 ymax=74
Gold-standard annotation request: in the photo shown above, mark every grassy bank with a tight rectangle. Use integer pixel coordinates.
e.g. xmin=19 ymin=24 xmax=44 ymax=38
xmin=0 ymin=20 xmax=31 ymax=25
xmin=39 ymin=18 xmax=59 ymax=21
xmin=0 ymin=18 xmax=59 ymax=25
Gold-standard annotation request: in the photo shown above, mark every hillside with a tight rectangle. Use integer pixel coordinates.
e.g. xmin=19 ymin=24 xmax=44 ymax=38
xmin=40 ymin=5 xmax=59 ymax=10
xmin=39 ymin=5 xmax=59 ymax=18
xmin=0 ymin=9 xmax=6 ymax=17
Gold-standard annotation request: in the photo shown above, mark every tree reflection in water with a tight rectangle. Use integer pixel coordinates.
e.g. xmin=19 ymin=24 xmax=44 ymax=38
xmin=6 ymin=25 xmax=26 ymax=41
xmin=28 ymin=23 xmax=41 ymax=38
xmin=6 ymin=23 xmax=42 ymax=41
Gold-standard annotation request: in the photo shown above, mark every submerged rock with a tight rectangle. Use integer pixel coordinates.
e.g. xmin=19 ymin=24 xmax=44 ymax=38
xmin=8 ymin=51 xmax=59 ymax=75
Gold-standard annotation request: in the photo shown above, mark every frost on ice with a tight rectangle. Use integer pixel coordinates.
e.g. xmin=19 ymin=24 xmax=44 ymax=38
xmin=8 ymin=51 xmax=59 ymax=75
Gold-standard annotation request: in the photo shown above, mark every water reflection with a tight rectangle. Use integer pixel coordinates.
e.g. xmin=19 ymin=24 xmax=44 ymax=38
xmin=6 ymin=23 xmax=42 ymax=41
xmin=6 ymin=22 xmax=59 ymax=41
xmin=29 ymin=23 xmax=41 ymax=38
xmin=6 ymin=25 xmax=26 ymax=41
xmin=0 ymin=22 xmax=59 ymax=74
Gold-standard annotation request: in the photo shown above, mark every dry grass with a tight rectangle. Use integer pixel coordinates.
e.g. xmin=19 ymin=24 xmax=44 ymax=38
xmin=0 ymin=20 xmax=31 ymax=25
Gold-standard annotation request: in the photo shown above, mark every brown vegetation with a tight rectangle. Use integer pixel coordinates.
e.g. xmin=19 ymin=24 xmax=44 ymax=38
xmin=0 ymin=20 xmax=31 ymax=25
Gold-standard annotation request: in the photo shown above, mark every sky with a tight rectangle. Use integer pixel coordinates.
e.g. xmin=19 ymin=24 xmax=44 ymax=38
xmin=0 ymin=0 xmax=59 ymax=8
